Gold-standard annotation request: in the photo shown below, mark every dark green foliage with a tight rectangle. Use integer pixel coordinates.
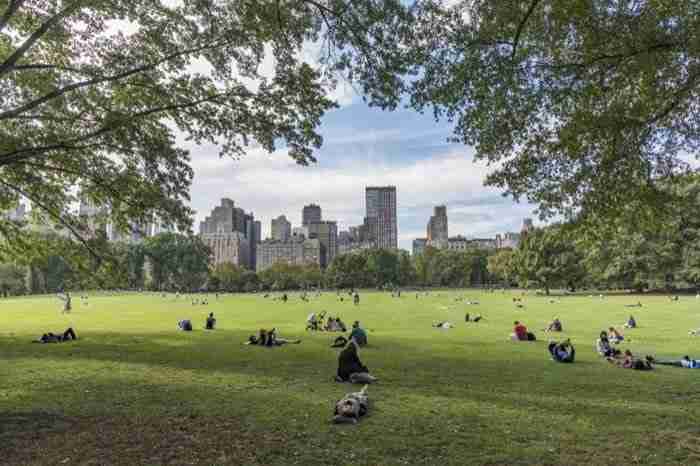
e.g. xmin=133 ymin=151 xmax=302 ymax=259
xmin=143 ymin=233 xmax=210 ymax=291
xmin=513 ymin=226 xmax=584 ymax=295
xmin=0 ymin=262 xmax=25 ymax=296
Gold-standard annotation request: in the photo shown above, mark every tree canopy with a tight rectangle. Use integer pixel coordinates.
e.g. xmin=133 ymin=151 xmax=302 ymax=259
xmin=400 ymin=0 xmax=700 ymax=221
xmin=0 ymin=0 xmax=410 ymax=255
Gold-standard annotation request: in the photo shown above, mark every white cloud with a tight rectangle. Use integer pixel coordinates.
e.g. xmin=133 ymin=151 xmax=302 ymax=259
xmin=187 ymin=144 xmax=534 ymax=249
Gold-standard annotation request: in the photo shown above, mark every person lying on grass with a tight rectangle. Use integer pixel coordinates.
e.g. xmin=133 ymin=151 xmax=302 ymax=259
xmin=433 ymin=321 xmax=454 ymax=329
xmin=655 ymin=355 xmax=700 ymax=368
xmin=608 ymin=326 xmax=625 ymax=343
xmin=246 ymin=328 xmax=301 ymax=346
xmin=333 ymin=385 xmax=370 ymax=425
xmin=548 ymin=339 xmax=575 ymax=363
xmin=544 ymin=317 xmax=563 ymax=332
xmin=623 ymin=315 xmax=637 ymax=329
xmin=608 ymin=350 xmax=654 ymax=370
xmin=33 ymin=327 xmax=78 ymax=343
xmin=205 ymin=312 xmax=216 ymax=330
xmin=336 ymin=338 xmax=377 ymax=384
xmin=511 ymin=321 xmax=536 ymax=341
xmin=465 ymin=313 xmax=482 ymax=322
xmin=331 ymin=335 xmax=349 ymax=348
xmin=596 ymin=331 xmax=621 ymax=358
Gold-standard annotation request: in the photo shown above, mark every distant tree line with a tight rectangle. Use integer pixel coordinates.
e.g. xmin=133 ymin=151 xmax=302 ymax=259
xmin=5 ymin=190 xmax=700 ymax=296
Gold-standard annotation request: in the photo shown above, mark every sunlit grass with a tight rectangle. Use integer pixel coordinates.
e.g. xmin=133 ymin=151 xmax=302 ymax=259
xmin=1 ymin=290 xmax=700 ymax=465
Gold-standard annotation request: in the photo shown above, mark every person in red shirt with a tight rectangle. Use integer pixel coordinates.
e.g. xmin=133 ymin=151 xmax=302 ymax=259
xmin=512 ymin=321 xmax=528 ymax=341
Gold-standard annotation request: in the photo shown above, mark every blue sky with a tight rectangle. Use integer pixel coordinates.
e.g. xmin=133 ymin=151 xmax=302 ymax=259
xmin=186 ymin=91 xmax=536 ymax=251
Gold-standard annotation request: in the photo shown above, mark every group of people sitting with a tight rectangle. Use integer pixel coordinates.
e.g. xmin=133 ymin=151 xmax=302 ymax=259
xmin=306 ymin=311 xmax=347 ymax=332
xmin=177 ymin=313 xmax=217 ymax=332
xmin=595 ymin=330 xmax=652 ymax=370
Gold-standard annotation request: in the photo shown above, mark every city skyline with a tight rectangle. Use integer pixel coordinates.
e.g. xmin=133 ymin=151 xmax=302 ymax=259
xmin=186 ymin=101 xmax=536 ymax=251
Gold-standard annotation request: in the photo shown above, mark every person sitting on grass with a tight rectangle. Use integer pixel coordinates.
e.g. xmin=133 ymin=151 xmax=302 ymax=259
xmin=609 ymin=350 xmax=654 ymax=370
xmin=205 ymin=312 xmax=216 ymax=330
xmin=655 ymin=355 xmax=700 ymax=368
xmin=623 ymin=315 xmax=637 ymax=329
xmin=58 ymin=292 xmax=72 ymax=314
xmin=326 ymin=317 xmax=339 ymax=332
xmin=548 ymin=339 xmax=575 ymax=363
xmin=336 ymin=339 xmax=377 ymax=383
xmin=34 ymin=327 xmax=78 ymax=343
xmin=596 ymin=331 xmax=621 ymax=358
xmin=350 ymin=321 xmax=368 ymax=346
xmin=336 ymin=317 xmax=347 ymax=332
xmin=511 ymin=321 xmax=535 ymax=341
xmin=177 ymin=319 xmax=193 ymax=331
xmin=545 ymin=317 xmax=563 ymax=332
xmin=306 ymin=312 xmax=319 ymax=331
xmin=608 ymin=326 xmax=625 ymax=344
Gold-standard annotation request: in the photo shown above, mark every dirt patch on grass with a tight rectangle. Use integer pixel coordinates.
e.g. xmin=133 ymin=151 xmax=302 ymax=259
xmin=0 ymin=412 xmax=289 ymax=465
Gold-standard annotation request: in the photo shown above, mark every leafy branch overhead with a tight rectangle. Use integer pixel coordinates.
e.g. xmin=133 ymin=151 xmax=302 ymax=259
xmin=403 ymin=0 xmax=700 ymax=220
xmin=0 ymin=0 xmax=410 ymax=253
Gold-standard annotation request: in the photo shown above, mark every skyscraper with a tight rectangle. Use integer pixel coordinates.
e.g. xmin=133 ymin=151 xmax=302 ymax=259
xmin=365 ymin=186 xmax=397 ymax=249
xmin=307 ymin=220 xmax=338 ymax=267
xmin=271 ymin=215 xmax=291 ymax=241
xmin=302 ymin=203 xmax=322 ymax=226
xmin=199 ymin=198 xmax=257 ymax=269
xmin=427 ymin=205 xmax=448 ymax=248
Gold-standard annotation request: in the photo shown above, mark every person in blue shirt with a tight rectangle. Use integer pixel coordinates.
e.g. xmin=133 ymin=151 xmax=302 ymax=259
xmin=547 ymin=339 xmax=575 ymax=363
xmin=656 ymin=356 xmax=700 ymax=368
xmin=349 ymin=321 xmax=367 ymax=346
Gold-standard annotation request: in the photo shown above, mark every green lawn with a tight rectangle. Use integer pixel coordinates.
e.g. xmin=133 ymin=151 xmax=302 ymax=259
xmin=2 ymin=290 xmax=700 ymax=465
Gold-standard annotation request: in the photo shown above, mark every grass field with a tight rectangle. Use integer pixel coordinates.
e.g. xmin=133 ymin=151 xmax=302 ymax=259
xmin=2 ymin=290 xmax=700 ymax=465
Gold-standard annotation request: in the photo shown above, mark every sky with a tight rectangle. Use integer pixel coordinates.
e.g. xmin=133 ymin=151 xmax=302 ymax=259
xmin=88 ymin=9 xmax=537 ymax=251
xmin=185 ymin=90 xmax=536 ymax=251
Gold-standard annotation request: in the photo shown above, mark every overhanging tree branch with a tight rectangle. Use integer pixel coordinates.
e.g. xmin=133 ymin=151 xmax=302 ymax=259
xmin=0 ymin=40 xmax=228 ymax=120
xmin=0 ymin=178 xmax=101 ymax=260
xmin=510 ymin=0 xmax=540 ymax=60
xmin=0 ymin=2 xmax=81 ymax=76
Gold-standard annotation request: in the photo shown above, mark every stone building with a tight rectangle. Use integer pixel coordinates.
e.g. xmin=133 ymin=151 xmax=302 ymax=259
xmin=199 ymin=198 xmax=259 ymax=269
xmin=307 ymin=220 xmax=338 ymax=267
xmin=256 ymin=236 xmax=322 ymax=272
xmin=271 ymin=215 xmax=291 ymax=241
